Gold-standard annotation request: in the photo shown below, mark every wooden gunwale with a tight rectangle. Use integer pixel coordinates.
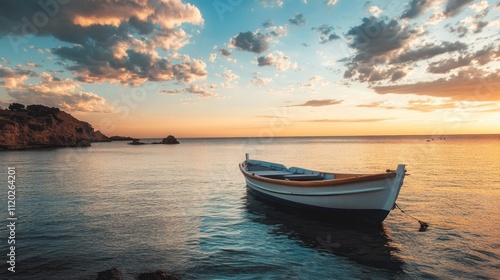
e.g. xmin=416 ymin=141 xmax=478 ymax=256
xmin=239 ymin=163 xmax=396 ymax=187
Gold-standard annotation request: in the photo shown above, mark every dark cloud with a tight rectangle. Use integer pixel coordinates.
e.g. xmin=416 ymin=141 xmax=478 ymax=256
xmin=473 ymin=21 xmax=488 ymax=33
xmin=427 ymin=45 xmax=500 ymax=74
xmin=262 ymin=20 xmax=274 ymax=28
xmin=444 ymin=0 xmax=473 ymax=17
xmin=393 ymin=41 xmax=467 ymax=63
xmin=159 ymin=89 xmax=183 ymax=95
xmin=257 ymin=55 xmax=273 ymax=66
xmin=288 ymin=99 xmax=343 ymax=107
xmin=427 ymin=56 xmax=472 ymax=74
xmin=390 ymin=69 xmax=407 ymax=81
xmin=289 ymin=13 xmax=306 ymax=26
xmin=448 ymin=24 xmax=468 ymax=37
xmin=128 ymin=16 xmax=155 ymax=34
xmin=400 ymin=0 xmax=430 ymax=19
xmin=312 ymin=24 xmax=340 ymax=44
xmin=0 ymin=0 xmax=205 ymax=86
xmin=373 ymin=69 xmax=500 ymax=101
xmin=229 ymin=31 xmax=270 ymax=54
xmin=219 ymin=48 xmax=232 ymax=56
xmin=343 ymin=17 xmax=425 ymax=84
xmin=346 ymin=17 xmax=416 ymax=63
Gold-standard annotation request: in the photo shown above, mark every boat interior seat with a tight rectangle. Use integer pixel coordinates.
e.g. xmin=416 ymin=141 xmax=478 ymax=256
xmin=283 ymin=174 xmax=324 ymax=181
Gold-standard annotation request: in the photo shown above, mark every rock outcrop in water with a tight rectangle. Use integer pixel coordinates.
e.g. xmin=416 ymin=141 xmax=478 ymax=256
xmin=96 ymin=268 xmax=122 ymax=280
xmin=109 ymin=135 xmax=139 ymax=141
xmin=0 ymin=103 xmax=110 ymax=150
xmin=152 ymin=135 xmax=180 ymax=145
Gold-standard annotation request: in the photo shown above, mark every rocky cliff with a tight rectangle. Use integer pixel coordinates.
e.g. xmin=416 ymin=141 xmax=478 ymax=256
xmin=0 ymin=104 xmax=110 ymax=150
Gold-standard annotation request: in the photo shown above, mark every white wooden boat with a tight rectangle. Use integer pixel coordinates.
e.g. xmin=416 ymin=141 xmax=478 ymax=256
xmin=239 ymin=154 xmax=407 ymax=223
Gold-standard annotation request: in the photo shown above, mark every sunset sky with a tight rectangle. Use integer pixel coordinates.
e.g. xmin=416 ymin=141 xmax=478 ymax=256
xmin=0 ymin=0 xmax=499 ymax=138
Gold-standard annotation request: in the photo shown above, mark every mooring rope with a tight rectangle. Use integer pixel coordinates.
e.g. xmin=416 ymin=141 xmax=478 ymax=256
xmin=395 ymin=203 xmax=429 ymax=231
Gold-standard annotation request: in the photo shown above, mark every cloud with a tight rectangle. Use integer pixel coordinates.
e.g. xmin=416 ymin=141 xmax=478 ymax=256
xmin=54 ymin=46 xmax=207 ymax=85
xmin=392 ymin=41 xmax=467 ymax=63
xmin=218 ymin=48 xmax=232 ymax=56
xmin=266 ymin=25 xmax=288 ymax=37
xmin=260 ymin=0 xmax=284 ymax=8
xmin=208 ymin=46 xmax=232 ymax=63
xmin=215 ymin=68 xmax=239 ymax=88
xmin=343 ymin=17 xmax=422 ymax=83
xmin=0 ymin=0 xmax=205 ymax=86
xmin=209 ymin=53 xmax=217 ymax=63
xmin=262 ymin=20 xmax=274 ymax=28
xmin=357 ymin=101 xmax=397 ymax=109
xmin=185 ymin=84 xmax=217 ymax=98
xmin=229 ymin=31 xmax=271 ymax=54
xmin=220 ymin=69 xmax=239 ymax=81
xmin=427 ymin=45 xmax=500 ymax=74
xmin=345 ymin=65 xmax=408 ymax=83
xmin=289 ymin=13 xmax=306 ymax=26
xmin=400 ymin=0 xmax=431 ymax=19
xmin=346 ymin=17 xmax=417 ymax=63
xmin=373 ymin=69 xmax=500 ymax=101
xmin=250 ymin=76 xmax=272 ymax=87
xmin=257 ymin=51 xmax=298 ymax=71
xmin=368 ymin=6 xmax=382 ymax=17
xmin=0 ymin=66 xmax=113 ymax=112
xmin=325 ymin=0 xmax=338 ymax=6
xmin=0 ymin=57 xmax=9 ymax=64
xmin=448 ymin=3 xmax=491 ymax=37
xmin=304 ymin=118 xmax=390 ymax=122
xmin=443 ymin=0 xmax=473 ymax=17
xmin=159 ymin=89 xmax=183 ymax=95
xmin=159 ymin=84 xmax=218 ymax=97
xmin=288 ymin=99 xmax=343 ymax=107
xmin=470 ymin=1 xmax=489 ymax=13
xmin=300 ymin=75 xmax=329 ymax=87
xmin=312 ymin=24 xmax=340 ymax=44
xmin=403 ymin=98 xmax=461 ymax=112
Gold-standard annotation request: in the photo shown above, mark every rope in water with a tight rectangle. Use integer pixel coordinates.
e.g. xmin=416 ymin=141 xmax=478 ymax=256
xmin=395 ymin=203 xmax=429 ymax=231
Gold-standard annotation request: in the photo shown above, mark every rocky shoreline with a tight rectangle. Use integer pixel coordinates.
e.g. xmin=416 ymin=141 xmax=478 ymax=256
xmin=0 ymin=103 xmax=110 ymax=150
xmin=0 ymin=104 xmax=179 ymax=150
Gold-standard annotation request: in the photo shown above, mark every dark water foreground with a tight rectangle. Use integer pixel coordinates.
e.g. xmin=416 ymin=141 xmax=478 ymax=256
xmin=1 ymin=135 xmax=499 ymax=279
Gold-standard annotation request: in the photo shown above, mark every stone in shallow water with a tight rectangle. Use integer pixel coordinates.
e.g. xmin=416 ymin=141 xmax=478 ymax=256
xmin=96 ymin=267 xmax=122 ymax=280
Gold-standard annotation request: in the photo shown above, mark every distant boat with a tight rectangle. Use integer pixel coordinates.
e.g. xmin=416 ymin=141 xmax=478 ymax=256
xmin=239 ymin=154 xmax=407 ymax=223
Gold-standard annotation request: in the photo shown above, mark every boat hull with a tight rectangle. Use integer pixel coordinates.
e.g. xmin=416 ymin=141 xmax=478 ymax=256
xmin=240 ymin=162 xmax=406 ymax=223
xmin=246 ymin=185 xmax=390 ymax=223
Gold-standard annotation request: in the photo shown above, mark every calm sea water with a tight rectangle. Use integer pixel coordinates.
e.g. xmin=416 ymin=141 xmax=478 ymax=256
xmin=1 ymin=135 xmax=499 ymax=279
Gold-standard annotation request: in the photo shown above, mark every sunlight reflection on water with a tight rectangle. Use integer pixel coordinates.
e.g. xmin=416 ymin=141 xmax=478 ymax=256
xmin=0 ymin=135 xmax=499 ymax=279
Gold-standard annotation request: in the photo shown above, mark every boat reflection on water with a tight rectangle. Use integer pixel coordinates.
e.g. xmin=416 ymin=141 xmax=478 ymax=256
xmin=244 ymin=191 xmax=404 ymax=272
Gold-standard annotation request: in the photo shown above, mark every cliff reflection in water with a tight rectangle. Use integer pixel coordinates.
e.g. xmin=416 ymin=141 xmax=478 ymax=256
xmin=244 ymin=191 xmax=404 ymax=272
